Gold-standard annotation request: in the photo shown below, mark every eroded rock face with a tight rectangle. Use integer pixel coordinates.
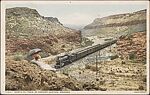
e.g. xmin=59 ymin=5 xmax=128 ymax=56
xmin=5 ymin=58 xmax=83 ymax=90
xmin=116 ymin=31 xmax=146 ymax=63
xmin=82 ymin=9 xmax=146 ymax=37
xmin=6 ymin=7 xmax=81 ymax=55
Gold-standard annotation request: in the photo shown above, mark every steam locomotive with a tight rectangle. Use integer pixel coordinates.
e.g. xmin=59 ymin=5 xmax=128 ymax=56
xmin=54 ymin=39 xmax=117 ymax=69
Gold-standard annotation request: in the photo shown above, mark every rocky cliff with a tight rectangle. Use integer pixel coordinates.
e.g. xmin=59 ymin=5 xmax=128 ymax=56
xmin=116 ymin=31 xmax=146 ymax=63
xmin=82 ymin=9 xmax=146 ymax=37
xmin=6 ymin=7 xmax=81 ymax=55
xmin=44 ymin=17 xmax=62 ymax=25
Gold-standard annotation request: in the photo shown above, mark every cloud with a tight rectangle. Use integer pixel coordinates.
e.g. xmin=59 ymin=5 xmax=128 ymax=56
xmin=59 ymin=13 xmax=96 ymax=26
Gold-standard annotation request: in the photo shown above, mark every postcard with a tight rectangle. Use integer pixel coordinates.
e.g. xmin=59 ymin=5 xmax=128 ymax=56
xmin=1 ymin=0 xmax=149 ymax=94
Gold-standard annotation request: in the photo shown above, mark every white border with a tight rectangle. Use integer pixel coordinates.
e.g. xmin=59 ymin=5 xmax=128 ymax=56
xmin=1 ymin=1 xmax=148 ymax=5
xmin=146 ymin=0 xmax=150 ymax=94
xmin=1 ymin=1 xmax=149 ymax=94
xmin=1 ymin=1 xmax=6 ymax=94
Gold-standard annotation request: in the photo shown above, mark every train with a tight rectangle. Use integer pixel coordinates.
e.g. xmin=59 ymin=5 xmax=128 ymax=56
xmin=54 ymin=39 xmax=117 ymax=69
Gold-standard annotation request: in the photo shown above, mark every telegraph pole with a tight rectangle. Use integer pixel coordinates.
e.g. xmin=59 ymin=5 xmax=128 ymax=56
xmin=96 ymin=55 xmax=98 ymax=75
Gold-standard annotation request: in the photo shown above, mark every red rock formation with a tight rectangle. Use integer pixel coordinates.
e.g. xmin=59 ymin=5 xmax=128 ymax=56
xmin=116 ymin=32 xmax=146 ymax=63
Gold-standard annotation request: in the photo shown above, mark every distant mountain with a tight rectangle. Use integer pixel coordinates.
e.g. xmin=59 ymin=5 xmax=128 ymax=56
xmin=6 ymin=7 xmax=81 ymax=55
xmin=82 ymin=9 xmax=146 ymax=37
xmin=64 ymin=24 xmax=84 ymax=30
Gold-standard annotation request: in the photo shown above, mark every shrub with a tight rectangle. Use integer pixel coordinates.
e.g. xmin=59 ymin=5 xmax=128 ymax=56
xmin=138 ymin=85 xmax=144 ymax=90
xmin=85 ymin=64 xmax=97 ymax=71
xmin=90 ymin=66 xmax=97 ymax=72
xmin=142 ymin=77 xmax=146 ymax=82
xmin=13 ymin=54 xmax=24 ymax=61
xmin=62 ymin=69 xmax=70 ymax=76
xmin=129 ymin=52 xmax=136 ymax=60
xmin=85 ymin=64 xmax=91 ymax=69
xmin=110 ymin=55 xmax=119 ymax=60
xmin=121 ymin=61 xmax=126 ymax=64
xmin=99 ymin=80 xmax=105 ymax=85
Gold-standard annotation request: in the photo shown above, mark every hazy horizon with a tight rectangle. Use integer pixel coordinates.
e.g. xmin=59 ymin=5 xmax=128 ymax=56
xmin=4 ymin=1 xmax=147 ymax=29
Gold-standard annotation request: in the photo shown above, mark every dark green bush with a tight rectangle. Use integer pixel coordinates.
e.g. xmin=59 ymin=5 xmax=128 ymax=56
xmin=129 ymin=52 xmax=136 ymax=60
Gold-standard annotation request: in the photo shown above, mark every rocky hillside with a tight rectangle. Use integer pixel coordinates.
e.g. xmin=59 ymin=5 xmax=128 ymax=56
xmin=5 ymin=58 xmax=83 ymax=90
xmin=67 ymin=58 xmax=146 ymax=91
xmin=44 ymin=17 xmax=62 ymax=25
xmin=6 ymin=7 xmax=81 ymax=55
xmin=82 ymin=9 xmax=146 ymax=37
xmin=116 ymin=31 xmax=146 ymax=63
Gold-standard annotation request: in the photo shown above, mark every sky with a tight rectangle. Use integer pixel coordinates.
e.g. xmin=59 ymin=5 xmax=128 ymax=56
xmin=3 ymin=1 xmax=148 ymax=29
